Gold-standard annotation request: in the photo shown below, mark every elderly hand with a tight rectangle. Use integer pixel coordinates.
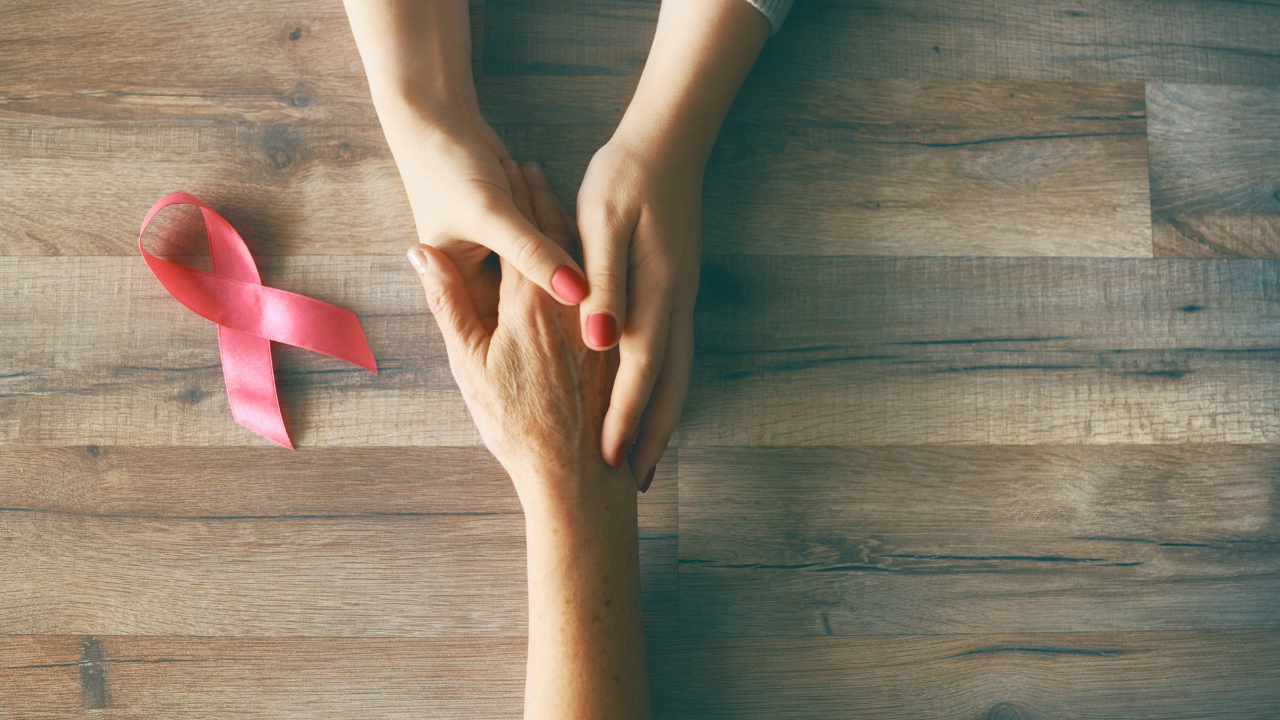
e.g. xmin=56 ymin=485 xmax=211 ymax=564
xmin=410 ymin=162 xmax=651 ymax=718
xmin=408 ymin=161 xmax=627 ymax=508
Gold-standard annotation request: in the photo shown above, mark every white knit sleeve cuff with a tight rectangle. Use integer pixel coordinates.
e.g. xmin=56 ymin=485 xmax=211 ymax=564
xmin=741 ymin=0 xmax=793 ymax=35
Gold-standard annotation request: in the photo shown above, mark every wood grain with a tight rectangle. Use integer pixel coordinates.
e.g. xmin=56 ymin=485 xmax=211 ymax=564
xmin=7 ymin=0 xmax=1277 ymax=97
xmin=678 ymin=446 xmax=1280 ymax=636
xmin=0 ymin=0 xmax=488 ymax=120
xmin=0 ymin=636 xmax=526 ymax=719
xmin=493 ymin=78 xmax=1156 ymax=257
xmin=685 ymin=255 xmax=1279 ymax=445
xmin=6 ymin=256 xmax=1275 ymax=447
xmin=485 ymin=0 xmax=1280 ymax=84
xmin=649 ymin=633 xmax=1280 ymax=719
xmin=698 ymin=80 xmax=1150 ymax=257
xmin=6 ymin=0 xmax=1280 ymax=715
xmin=0 ymin=447 xmax=676 ymax=637
xmin=0 ymin=123 xmax=410 ymax=256
xmin=2 ymin=79 xmax=1151 ymax=257
xmin=1 ymin=256 xmax=458 ymax=447
xmin=6 ymin=633 xmax=1279 ymax=719
xmin=1148 ymin=84 xmax=1280 ymax=258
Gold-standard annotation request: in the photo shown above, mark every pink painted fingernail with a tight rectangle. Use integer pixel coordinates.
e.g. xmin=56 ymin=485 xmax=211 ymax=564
xmin=640 ymin=466 xmax=656 ymax=493
xmin=587 ymin=312 xmax=618 ymax=348
xmin=613 ymin=439 xmax=632 ymax=470
xmin=551 ymin=267 xmax=588 ymax=304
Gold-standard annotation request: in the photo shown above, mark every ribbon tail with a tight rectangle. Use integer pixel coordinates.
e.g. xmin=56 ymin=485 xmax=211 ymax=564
xmin=219 ymin=325 xmax=293 ymax=449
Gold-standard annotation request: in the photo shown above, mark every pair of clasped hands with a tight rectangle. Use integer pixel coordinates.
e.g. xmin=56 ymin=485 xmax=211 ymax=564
xmin=345 ymin=0 xmax=770 ymax=493
xmin=402 ymin=130 xmax=691 ymax=494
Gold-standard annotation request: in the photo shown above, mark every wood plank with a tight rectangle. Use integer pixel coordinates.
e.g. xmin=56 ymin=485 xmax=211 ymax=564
xmin=0 ymin=0 xmax=369 ymax=123
xmin=2 ymin=79 xmax=1152 ymax=257
xmin=1148 ymin=84 xmax=1280 ymax=258
xmin=6 ymin=633 xmax=1280 ymax=718
xmin=684 ymin=255 xmax=1279 ymax=445
xmin=678 ymin=446 xmax=1280 ymax=636
xmin=4 ymin=256 xmax=1276 ymax=446
xmin=484 ymin=0 xmax=1280 ymax=84
xmin=0 ymin=636 xmax=525 ymax=718
xmin=650 ymin=633 xmax=1280 ymax=719
xmin=0 ymin=447 xmax=677 ymax=636
xmin=0 ymin=0 xmax=484 ymax=116
xmin=0 ymin=123 xmax=410 ymax=256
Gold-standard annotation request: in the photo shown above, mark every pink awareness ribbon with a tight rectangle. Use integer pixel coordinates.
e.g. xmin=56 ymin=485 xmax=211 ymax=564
xmin=139 ymin=192 xmax=376 ymax=448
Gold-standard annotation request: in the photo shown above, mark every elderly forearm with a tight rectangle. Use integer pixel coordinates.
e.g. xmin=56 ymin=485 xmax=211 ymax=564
xmin=615 ymin=0 xmax=770 ymax=163
xmin=521 ymin=465 xmax=651 ymax=720
xmin=341 ymin=0 xmax=479 ymax=127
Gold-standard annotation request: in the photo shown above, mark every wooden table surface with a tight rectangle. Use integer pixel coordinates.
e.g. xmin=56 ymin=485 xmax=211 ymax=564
xmin=3 ymin=0 xmax=1279 ymax=717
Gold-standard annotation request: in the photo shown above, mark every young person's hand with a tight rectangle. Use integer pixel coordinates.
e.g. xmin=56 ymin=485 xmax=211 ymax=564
xmin=390 ymin=110 xmax=590 ymax=320
xmin=574 ymin=0 xmax=770 ymax=489
xmin=576 ymin=132 xmax=702 ymax=492
xmin=343 ymin=0 xmax=590 ymax=330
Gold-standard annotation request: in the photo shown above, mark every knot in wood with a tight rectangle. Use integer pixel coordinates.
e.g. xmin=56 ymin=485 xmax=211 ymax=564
xmin=269 ymin=148 xmax=293 ymax=171
xmin=986 ymin=702 xmax=1028 ymax=720
xmin=284 ymin=82 xmax=312 ymax=108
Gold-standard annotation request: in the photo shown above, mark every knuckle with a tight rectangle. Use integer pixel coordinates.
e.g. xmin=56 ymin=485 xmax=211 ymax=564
xmin=579 ymin=202 xmax=626 ymax=235
xmin=608 ymin=392 xmax=647 ymax=433
xmin=619 ymin=350 xmax=663 ymax=387
xmin=426 ymin=287 xmax=445 ymax=311
xmin=587 ymin=269 xmax=625 ymax=296
xmin=577 ymin=205 xmax=609 ymax=234
xmin=511 ymin=236 xmax=545 ymax=273
xmin=475 ymin=188 xmax=511 ymax=216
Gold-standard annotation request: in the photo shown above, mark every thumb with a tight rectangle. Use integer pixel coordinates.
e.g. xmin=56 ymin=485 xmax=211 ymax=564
xmin=478 ymin=200 xmax=589 ymax=306
xmin=408 ymin=244 xmax=488 ymax=359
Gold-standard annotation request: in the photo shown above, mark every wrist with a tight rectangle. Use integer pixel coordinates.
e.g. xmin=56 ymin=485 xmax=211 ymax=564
xmin=373 ymin=98 xmax=497 ymax=180
xmin=345 ymin=0 xmax=481 ymax=131
xmin=372 ymin=73 xmax=481 ymax=133
xmin=612 ymin=103 xmax=718 ymax=170
xmin=517 ymin=463 xmax=638 ymax=529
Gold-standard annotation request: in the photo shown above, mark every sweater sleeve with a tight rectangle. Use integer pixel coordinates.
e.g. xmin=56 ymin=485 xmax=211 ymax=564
xmin=740 ymin=0 xmax=793 ymax=35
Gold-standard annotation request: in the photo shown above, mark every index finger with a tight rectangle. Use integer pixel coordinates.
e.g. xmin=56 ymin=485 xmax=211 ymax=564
xmin=601 ymin=301 xmax=670 ymax=470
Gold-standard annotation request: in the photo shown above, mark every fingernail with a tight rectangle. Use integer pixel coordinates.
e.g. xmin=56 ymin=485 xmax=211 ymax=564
xmin=613 ymin=439 xmax=632 ymax=470
xmin=551 ymin=267 xmax=588 ymax=304
xmin=640 ymin=466 xmax=656 ymax=493
xmin=503 ymin=160 xmax=518 ymax=173
xmin=528 ymin=162 xmax=543 ymax=176
xmin=586 ymin=312 xmax=618 ymax=348
xmin=407 ymin=247 xmax=430 ymax=275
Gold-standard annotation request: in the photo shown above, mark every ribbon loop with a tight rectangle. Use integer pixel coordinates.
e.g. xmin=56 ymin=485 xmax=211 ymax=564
xmin=139 ymin=192 xmax=376 ymax=448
